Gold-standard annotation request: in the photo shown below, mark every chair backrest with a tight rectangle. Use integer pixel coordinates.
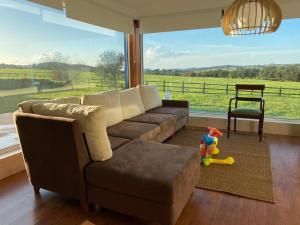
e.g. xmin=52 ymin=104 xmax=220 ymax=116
xmin=235 ymin=84 xmax=265 ymax=97
xmin=14 ymin=112 xmax=91 ymax=201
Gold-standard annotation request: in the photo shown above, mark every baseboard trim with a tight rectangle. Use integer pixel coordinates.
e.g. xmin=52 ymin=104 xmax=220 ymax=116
xmin=188 ymin=114 xmax=300 ymax=137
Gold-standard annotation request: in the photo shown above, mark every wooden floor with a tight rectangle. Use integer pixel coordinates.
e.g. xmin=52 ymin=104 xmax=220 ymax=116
xmin=0 ymin=135 xmax=300 ymax=225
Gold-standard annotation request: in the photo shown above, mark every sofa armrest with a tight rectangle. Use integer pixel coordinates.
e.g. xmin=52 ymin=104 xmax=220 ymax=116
xmin=162 ymin=99 xmax=189 ymax=108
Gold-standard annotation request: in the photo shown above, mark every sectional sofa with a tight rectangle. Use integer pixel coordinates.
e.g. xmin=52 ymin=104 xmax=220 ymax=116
xmin=14 ymin=85 xmax=200 ymax=225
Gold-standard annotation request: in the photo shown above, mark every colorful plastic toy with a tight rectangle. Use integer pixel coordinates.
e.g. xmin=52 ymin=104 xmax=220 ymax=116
xmin=199 ymin=127 xmax=234 ymax=166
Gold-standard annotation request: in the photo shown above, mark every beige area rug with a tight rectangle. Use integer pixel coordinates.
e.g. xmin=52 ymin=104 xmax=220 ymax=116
xmin=167 ymin=128 xmax=275 ymax=203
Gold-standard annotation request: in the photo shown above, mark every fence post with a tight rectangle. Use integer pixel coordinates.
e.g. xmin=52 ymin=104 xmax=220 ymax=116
xmin=226 ymin=83 xmax=229 ymax=94
xmin=202 ymin=82 xmax=206 ymax=94
xmin=279 ymin=87 xmax=282 ymax=96
xmin=163 ymin=80 xmax=166 ymax=92
xmin=182 ymin=81 xmax=185 ymax=94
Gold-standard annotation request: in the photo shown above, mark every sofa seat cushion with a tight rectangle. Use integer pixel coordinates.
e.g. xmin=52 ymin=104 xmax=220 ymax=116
xmin=107 ymin=121 xmax=160 ymax=142
xmin=85 ymin=139 xmax=200 ymax=205
xmin=108 ymin=136 xmax=130 ymax=151
xmin=149 ymin=107 xmax=188 ymax=121
xmin=126 ymin=113 xmax=176 ymax=142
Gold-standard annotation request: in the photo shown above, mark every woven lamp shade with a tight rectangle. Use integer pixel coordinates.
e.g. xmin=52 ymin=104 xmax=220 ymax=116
xmin=222 ymin=0 xmax=282 ymax=36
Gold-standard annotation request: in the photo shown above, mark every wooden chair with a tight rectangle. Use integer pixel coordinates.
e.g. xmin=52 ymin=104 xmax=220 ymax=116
xmin=227 ymin=84 xmax=265 ymax=141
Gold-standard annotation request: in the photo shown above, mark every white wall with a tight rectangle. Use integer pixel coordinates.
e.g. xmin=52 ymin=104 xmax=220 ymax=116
xmin=189 ymin=114 xmax=300 ymax=137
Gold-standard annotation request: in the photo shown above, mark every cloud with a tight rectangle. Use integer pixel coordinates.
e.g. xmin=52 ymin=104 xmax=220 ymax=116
xmin=144 ymin=45 xmax=300 ymax=69
xmin=146 ymin=46 xmax=191 ymax=59
xmin=32 ymin=51 xmax=70 ymax=63
xmin=144 ymin=46 xmax=194 ymax=69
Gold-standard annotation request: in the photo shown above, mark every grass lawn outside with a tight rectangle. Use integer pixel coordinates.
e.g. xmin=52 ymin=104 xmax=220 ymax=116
xmin=145 ymin=74 xmax=300 ymax=120
xmin=0 ymin=70 xmax=299 ymax=120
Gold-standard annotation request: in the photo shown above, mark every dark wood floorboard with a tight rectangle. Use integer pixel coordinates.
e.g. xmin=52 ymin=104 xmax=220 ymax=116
xmin=0 ymin=135 xmax=299 ymax=225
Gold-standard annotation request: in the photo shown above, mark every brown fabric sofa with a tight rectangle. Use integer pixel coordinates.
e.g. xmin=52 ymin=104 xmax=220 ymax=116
xmin=14 ymin=99 xmax=200 ymax=225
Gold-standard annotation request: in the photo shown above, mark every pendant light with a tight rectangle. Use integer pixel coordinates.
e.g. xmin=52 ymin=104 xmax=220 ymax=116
xmin=222 ymin=0 xmax=282 ymax=36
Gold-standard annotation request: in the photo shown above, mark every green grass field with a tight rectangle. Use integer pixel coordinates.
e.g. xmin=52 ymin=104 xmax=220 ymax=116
xmin=0 ymin=69 xmax=299 ymax=120
xmin=144 ymin=74 xmax=300 ymax=120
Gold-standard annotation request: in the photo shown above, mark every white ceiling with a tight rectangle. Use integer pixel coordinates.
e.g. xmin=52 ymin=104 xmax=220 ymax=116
xmin=89 ymin=0 xmax=298 ymax=17
xmin=30 ymin=0 xmax=300 ymax=33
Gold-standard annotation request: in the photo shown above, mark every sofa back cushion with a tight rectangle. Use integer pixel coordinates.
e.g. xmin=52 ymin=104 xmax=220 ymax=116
xmin=137 ymin=85 xmax=162 ymax=111
xmin=120 ymin=87 xmax=145 ymax=119
xmin=32 ymin=103 xmax=112 ymax=161
xmin=82 ymin=90 xmax=123 ymax=127
xmin=18 ymin=96 xmax=80 ymax=113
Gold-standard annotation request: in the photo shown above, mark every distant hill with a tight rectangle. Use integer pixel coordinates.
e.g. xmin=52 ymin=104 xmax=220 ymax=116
xmin=0 ymin=63 xmax=31 ymax=69
xmin=0 ymin=62 xmax=95 ymax=71
xmin=33 ymin=62 xmax=94 ymax=71
xmin=145 ymin=64 xmax=300 ymax=82
xmin=144 ymin=64 xmax=298 ymax=75
xmin=0 ymin=62 xmax=299 ymax=82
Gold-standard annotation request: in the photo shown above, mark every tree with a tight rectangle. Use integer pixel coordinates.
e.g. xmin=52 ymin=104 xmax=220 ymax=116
xmin=34 ymin=52 xmax=71 ymax=82
xmin=96 ymin=51 xmax=124 ymax=88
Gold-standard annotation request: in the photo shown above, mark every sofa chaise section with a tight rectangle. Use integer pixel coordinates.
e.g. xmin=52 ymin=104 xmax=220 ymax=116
xmin=86 ymin=139 xmax=200 ymax=225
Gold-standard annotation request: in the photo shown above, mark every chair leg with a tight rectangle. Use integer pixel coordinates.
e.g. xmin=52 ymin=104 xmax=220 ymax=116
xmin=227 ymin=115 xmax=231 ymax=138
xmin=259 ymin=133 xmax=262 ymax=142
xmin=80 ymin=200 xmax=91 ymax=212
xmin=259 ymin=119 xmax=264 ymax=142
xmin=234 ymin=117 xmax=237 ymax=132
xmin=33 ymin=185 xmax=40 ymax=194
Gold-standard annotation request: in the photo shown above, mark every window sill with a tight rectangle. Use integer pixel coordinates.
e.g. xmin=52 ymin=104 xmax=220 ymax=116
xmin=0 ymin=145 xmax=21 ymax=159
xmin=188 ymin=113 xmax=300 ymax=137
xmin=189 ymin=112 xmax=300 ymax=124
xmin=0 ymin=145 xmax=25 ymax=180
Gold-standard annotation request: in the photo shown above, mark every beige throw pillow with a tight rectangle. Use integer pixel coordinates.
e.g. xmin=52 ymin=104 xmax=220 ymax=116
xmin=32 ymin=103 xmax=112 ymax=161
xmin=137 ymin=85 xmax=162 ymax=111
xmin=82 ymin=90 xmax=123 ymax=127
xmin=18 ymin=96 xmax=80 ymax=113
xmin=120 ymin=87 xmax=145 ymax=119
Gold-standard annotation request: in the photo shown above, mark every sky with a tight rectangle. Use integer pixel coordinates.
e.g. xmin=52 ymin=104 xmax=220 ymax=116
xmin=144 ymin=19 xmax=300 ymax=69
xmin=0 ymin=0 xmax=124 ymax=66
xmin=1 ymin=0 xmax=300 ymax=69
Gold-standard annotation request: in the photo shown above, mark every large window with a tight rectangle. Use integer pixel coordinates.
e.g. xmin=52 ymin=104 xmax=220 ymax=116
xmin=0 ymin=0 xmax=127 ymax=151
xmin=143 ymin=19 xmax=300 ymax=121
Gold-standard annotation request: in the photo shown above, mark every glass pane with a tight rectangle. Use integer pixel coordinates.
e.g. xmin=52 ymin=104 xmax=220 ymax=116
xmin=143 ymin=18 xmax=300 ymax=121
xmin=0 ymin=0 xmax=127 ymax=151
